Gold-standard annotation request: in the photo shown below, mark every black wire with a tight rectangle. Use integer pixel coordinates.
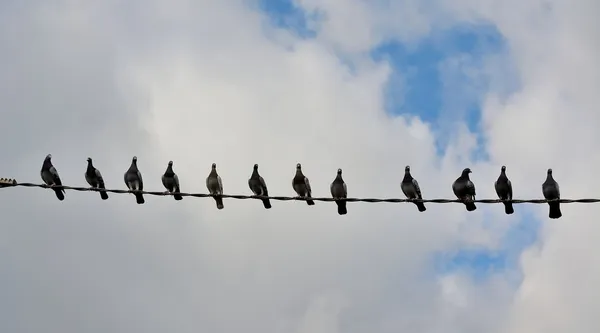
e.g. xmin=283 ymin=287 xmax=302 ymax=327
xmin=0 ymin=182 xmax=591 ymax=204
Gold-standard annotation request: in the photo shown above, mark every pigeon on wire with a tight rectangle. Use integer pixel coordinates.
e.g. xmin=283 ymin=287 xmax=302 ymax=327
xmin=330 ymin=168 xmax=347 ymax=215
xmin=124 ymin=156 xmax=144 ymax=204
xmin=542 ymin=168 xmax=562 ymax=219
xmin=401 ymin=165 xmax=426 ymax=212
xmin=85 ymin=157 xmax=108 ymax=200
xmin=162 ymin=161 xmax=183 ymax=201
xmin=292 ymin=163 xmax=315 ymax=205
xmin=248 ymin=164 xmax=271 ymax=209
xmin=452 ymin=168 xmax=477 ymax=211
xmin=494 ymin=165 xmax=513 ymax=214
xmin=40 ymin=154 xmax=65 ymax=201
xmin=206 ymin=163 xmax=224 ymax=209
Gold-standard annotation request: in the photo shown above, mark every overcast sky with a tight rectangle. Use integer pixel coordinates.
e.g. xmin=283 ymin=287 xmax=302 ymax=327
xmin=0 ymin=0 xmax=598 ymax=332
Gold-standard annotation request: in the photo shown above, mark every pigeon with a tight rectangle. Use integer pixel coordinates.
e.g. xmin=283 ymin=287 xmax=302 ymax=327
xmin=292 ymin=163 xmax=315 ymax=205
xmin=40 ymin=154 xmax=65 ymax=201
xmin=206 ymin=163 xmax=224 ymax=210
xmin=85 ymin=157 xmax=108 ymax=200
xmin=401 ymin=165 xmax=426 ymax=212
xmin=124 ymin=156 xmax=144 ymax=204
xmin=248 ymin=164 xmax=271 ymax=209
xmin=494 ymin=165 xmax=513 ymax=214
xmin=452 ymin=168 xmax=477 ymax=211
xmin=162 ymin=161 xmax=183 ymax=201
xmin=330 ymin=168 xmax=347 ymax=215
xmin=542 ymin=168 xmax=562 ymax=219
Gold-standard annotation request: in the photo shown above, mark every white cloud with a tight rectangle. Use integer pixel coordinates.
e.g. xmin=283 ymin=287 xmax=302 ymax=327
xmin=470 ymin=0 xmax=600 ymax=331
xmin=0 ymin=0 xmax=597 ymax=332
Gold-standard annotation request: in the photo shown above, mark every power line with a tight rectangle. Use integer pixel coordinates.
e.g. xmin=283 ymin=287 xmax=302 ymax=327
xmin=0 ymin=181 xmax=597 ymax=204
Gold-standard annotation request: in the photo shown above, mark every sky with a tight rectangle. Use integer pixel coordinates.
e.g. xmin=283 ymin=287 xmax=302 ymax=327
xmin=0 ymin=0 xmax=598 ymax=332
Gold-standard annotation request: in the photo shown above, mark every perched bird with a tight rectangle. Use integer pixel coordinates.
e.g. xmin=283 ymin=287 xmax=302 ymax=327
xmin=330 ymin=168 xmax=347 ymax=215
xmin=452 ymin=168 xmax=477 ymax=211
xmin=162 ymin=161 xmax=183 ymax=201
xmin=248 ymin=164 xmax=271 ymax=209
xmin=292 ymin=163 xmax=315 ymax=205
xmin=206 ymin=163 xmax=224 ymax=209
xmin=542 ymin=168 xmax=562 ymax=219
xmin=40 ymin=154 xmax=65 ymax=201
xmin=124 ymin=156 xmax=144 ymax=204
xmin=401 ymin=165 xmax=426 ymax=212
xmin=494 ymin=165 xmax=513 ymax=214
xmin=85 ymin=157 xmax=108 ymax=200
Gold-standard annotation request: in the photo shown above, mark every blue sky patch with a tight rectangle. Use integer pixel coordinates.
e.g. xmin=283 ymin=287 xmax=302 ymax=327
xmin=434 ymin=248 xmax=507 ymax=281
xmin=371 ymin=23 xmax=511 ymax=160
xmin=373 ymin=24 xmax=507 ymax=129
xmin=257 ymin=0 xmax=318 ymax=38
xmin=434 ymin=210 xmax=541 ymax=282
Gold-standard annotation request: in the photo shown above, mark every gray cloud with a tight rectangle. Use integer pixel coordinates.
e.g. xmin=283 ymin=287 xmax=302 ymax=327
xmin=1 ymin=0 xmax=596 ymax=332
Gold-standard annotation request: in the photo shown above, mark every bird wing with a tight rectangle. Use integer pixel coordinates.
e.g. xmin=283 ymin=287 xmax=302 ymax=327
xmin=466 ymin=180 xmax=476 ymax=196
xmin=304 ymin=177 xmax=312 ymax=194
xmin=412 ymin=178 xmax=422 ymax=198
xmin=50 ymin=166 xmax=62 ymax=185
xmin=95 ymin=169 xmax=105 ymax=188
xmin=136 ymin=169 xmax=143 ymax=190
xmin=173 ymin=173 xmax=180 ymax=189
xmin=259 ymin=176 xmax=267 ymax=193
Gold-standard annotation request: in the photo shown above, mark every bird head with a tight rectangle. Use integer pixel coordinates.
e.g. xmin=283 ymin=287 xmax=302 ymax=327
xmin=87 ymin=157 xmax=92 ymax=164
xmin=337 ymin=168 xmax=342 ymax=175
xmin=501 ymin=165 xmax=506 ymax=172
xmin=462 ymin=168 xmax=472 ymax=175
xmin=253 ymin=164 xmax=259 ymax=170
xmin=405 ymin=165 xmax=410 ymax=172
xmin=212 ymin=163 xmax=217 ymax=169
xmin=296 ymin=163 xmax=301 ymax=170
xmin=132 ymin=156 xmax=137 ymax=164
xmin=45 ymin=154 xmax=52 ymax=161
xmin=547 ymin=168 xmax=553 ymax=175
xmin=168 ymin=161 xmax=173 ymax=166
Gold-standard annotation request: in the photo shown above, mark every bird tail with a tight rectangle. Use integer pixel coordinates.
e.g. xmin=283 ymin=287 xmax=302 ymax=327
xmin=336 ymin=200 xmax=347 ymax=215
xmin=135 ymin=192 xmax=145 ymax=204
xmin=214 ymin=196 xmax=224 ymax=210
xmin=503 ymin=202 xmax=514 ymax=215
xmin=415 ymin=201 xmax=426 ymax=212
xmin=262 ymin=198 xmax=271 ymax=209
xmin=173 ymin=188 xmax=183 ymax=201
xmin=54 ymin=188 xmax=65 ymax=201
xmin=306 ymin=194 xmax=315 ymax=206
xmin=98 ymin=182 xmax=108 ymax=200
xmin=465 ymin=201 xmax=477 ymax=211
xmin=549 ymin=202 xmax=562 ymax=219
xmin=100 ymin=190 xmax=109 ymax=200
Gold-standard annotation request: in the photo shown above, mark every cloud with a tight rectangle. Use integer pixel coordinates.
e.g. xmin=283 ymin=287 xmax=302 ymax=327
xmin=475 ymin=0 xmax=600 ymax=331
xmin=0 ymin=0 xmax=597 ymax=332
